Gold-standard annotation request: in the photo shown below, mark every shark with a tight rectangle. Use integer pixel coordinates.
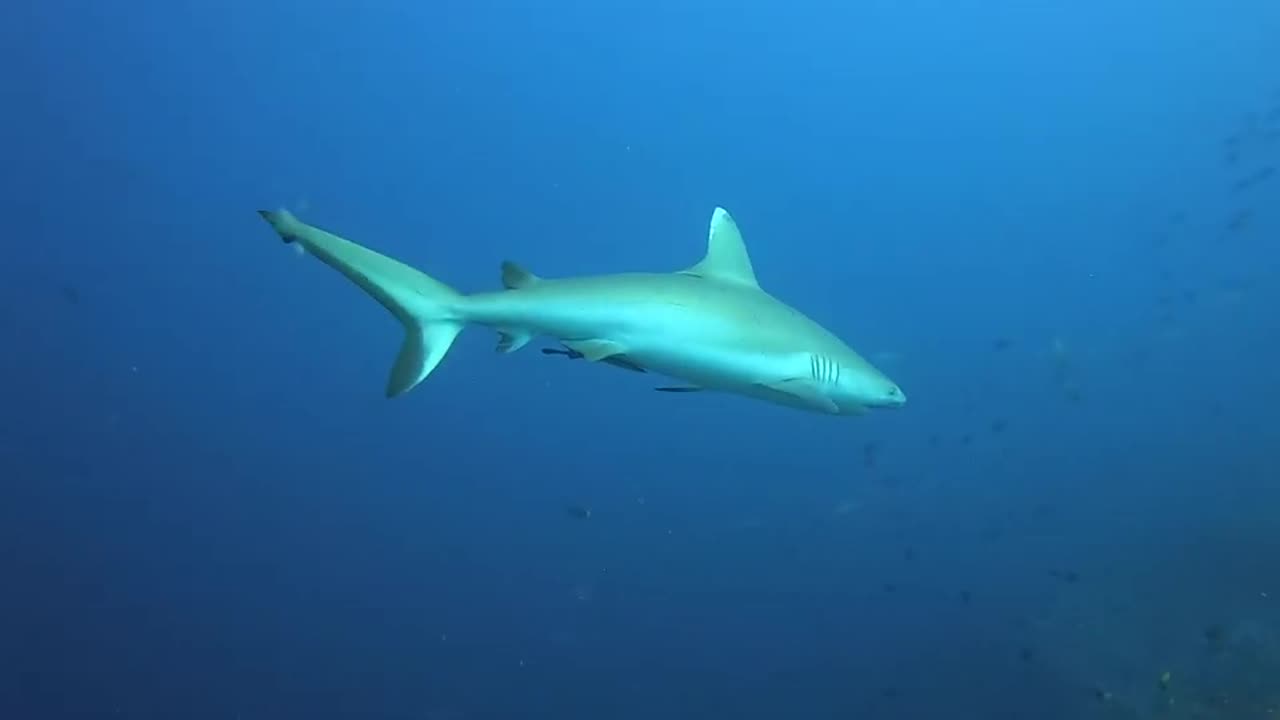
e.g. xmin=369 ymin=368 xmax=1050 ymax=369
xmin=257 ymin=207 xmax=906 ymax=416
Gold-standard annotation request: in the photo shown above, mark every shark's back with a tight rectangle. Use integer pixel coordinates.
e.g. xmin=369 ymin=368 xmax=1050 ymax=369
xmin=467 ymin=210 xmax=874 ymax=373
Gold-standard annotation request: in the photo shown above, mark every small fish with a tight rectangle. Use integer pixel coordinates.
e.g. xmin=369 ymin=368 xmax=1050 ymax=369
xmin=541 ymin=346 xmax=583 ymax=360
xmin=541 ymin=346 xmax=647 ymax=373
xmin=1225 ymin=209 xmax=1252 ymax=234
xmin=1049 ymin=569 xmax=1080 ymax=584
xmin=1233 ymin=166 xmax=1275 ymax=191
xmin=1203 ymin=623 xmax=1227 ymax=650
xmin=564 ymin=504 xmax=592 ymax=520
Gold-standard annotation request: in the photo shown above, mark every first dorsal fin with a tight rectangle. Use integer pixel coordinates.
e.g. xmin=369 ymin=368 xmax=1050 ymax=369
xmin=679 ymin=207 xmax=759 ymax=288
xmin=501 ymin=261 xmax=541 ymax=289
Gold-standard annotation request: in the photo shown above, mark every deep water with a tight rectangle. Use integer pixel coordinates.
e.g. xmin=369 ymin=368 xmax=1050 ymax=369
xmin=2 ymin=1 xmax=1278 ymax=718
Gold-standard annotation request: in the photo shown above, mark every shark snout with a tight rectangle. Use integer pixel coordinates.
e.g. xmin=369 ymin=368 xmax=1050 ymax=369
xmin=882 ymin=384 xmax=906 ymax=407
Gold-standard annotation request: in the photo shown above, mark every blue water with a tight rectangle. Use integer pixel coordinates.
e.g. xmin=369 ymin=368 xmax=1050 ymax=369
xmin=2 ymin=1 xmax=1278 ymax=718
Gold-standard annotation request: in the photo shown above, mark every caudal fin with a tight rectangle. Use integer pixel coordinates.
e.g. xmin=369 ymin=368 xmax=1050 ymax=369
xmin=258 ymin=209 xmax=465 ymax=397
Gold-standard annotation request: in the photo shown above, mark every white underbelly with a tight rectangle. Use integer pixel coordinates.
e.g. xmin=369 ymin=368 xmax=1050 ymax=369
xmin=617 ymin=333 xmax=795 ymax=391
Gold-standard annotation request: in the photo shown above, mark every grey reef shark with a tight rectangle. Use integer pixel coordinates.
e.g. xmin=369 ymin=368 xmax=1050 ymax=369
xmin=257 ymin=207 xmax=906 ymax=416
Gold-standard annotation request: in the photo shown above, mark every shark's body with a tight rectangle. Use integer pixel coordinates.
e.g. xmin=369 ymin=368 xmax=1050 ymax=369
xmin=258 ymin=207 xmax=905 ymax=416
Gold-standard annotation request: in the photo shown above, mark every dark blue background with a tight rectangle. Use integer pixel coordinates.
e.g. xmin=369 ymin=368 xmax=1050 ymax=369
xmin=2 ymin=0 xmax=1278 ymax=717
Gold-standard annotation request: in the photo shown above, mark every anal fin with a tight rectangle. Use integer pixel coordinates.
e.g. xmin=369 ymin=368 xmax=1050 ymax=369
xmin=561 ymin=339 xmax=628 ymax=362
xmin=496 ymin=329 xmax=533 ymax=353
xmin=501 ymin=261 xmax=541 ymax=290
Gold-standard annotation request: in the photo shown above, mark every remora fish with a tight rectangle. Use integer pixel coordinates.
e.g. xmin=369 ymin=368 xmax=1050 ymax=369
xmin=257 ymin=207 xmax=905 ymax=416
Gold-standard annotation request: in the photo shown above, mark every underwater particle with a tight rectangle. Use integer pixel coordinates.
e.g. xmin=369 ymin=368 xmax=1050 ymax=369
xmin=832 ymin=499 xmax=861 ymax=516
xmin=927 ymin=433 xmax=941 ymax=448
xmin=990 ymin=418 xmax=1007 ymax=433
xmin=564 ymin=504 xmax=592 ymax=520
xmin=61 ymin=285 xmax=81 ymax=305
xmin=879 ymin=473 xmax=904 ymax=488
xmin=1203 ymin=623 xmax=1227 ymax=651
xmin=979 ymin=522 xmax=1004 ymax=542
xmin=862 ymin=442 xmax=879 ymax=469
xmin=882 ymin=582 xmax=897 ymax=593
xmin=1030 ymin=502 xmax=1056 ymax=520
xmin=1158 ymin=670 xmax=1171 ymax=692
xmin=1093 ymin=686 xmax=1113 ymax=702
xmin=1019 ymin=647 xmax=1035 ymax=663
xmin=959 ymin=433 xmax=973 ymax=446
xmin=992 ymin=337 xmax=1012 ymax=351
xmin=903 ymin=547 xmax=916 ymax=562
xmin=959 ymin=590 xmax=972 ymax=605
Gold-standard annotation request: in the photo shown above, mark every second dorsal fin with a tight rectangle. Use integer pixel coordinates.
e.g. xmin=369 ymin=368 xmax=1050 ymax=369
xmin=501 ymin=261 xmax=541 ymax=289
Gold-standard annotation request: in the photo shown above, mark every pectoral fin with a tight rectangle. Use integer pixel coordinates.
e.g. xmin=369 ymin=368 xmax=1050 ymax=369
xmin=755 ymin=378 xmax=840 ymax=414
xmin=655 ymin=386 xmax=703 ymax=393
xmin=561 ymin=339 xmax=628 ymax=362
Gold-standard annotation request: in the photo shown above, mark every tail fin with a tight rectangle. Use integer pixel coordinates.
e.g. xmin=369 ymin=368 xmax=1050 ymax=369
xmin=258 ymin=209 xmax=465 ymax=398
